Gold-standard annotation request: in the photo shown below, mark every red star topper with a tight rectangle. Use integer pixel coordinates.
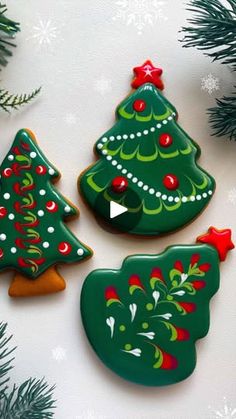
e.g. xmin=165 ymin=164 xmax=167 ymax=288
xmin=197 ymin=227 xmax=234 ymax=262
xmin=132 ymin=60 xmax=164 ymax=90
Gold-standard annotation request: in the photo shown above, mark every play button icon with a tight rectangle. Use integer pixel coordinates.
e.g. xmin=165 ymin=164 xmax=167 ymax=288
xmin=110 ymin=201 xmax=128 ymax=219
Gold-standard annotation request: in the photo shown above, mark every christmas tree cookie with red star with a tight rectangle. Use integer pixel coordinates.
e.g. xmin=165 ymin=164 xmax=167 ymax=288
xmin=0 ymin=129 xmax=92 ymax=297
xmin=79 ymin=60 xmax=216 ymax=235
xmin=81 ymin=227 xmax=234 ymax=386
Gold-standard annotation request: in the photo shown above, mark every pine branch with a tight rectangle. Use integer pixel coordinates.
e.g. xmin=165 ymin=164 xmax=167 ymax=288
xmin=0 ymin=3 xmax=20 ymax=69
xmin=209 ymin=93 xmax=236 ymax=140
xmin=0 ymin=87 xmax=41 ymax=112
xmin=0 ymin=323 xmax=56 ymax=418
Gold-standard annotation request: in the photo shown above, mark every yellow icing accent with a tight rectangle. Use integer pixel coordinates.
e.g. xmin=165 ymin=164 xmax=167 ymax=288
xmin=163 ymin=199 xmax=182 ymax=212
xmin=87 ymin=173 xmax=107 ymax=193
xmin=143 ymin=200 xmax=163 ymax=215
xmin=192 ymin=175 xmax=209 ymax=190
xmin=153 ymin=109 xmax=171 ymax=121
xmin=120 ymin=146 xmax=139 ymax=160
xmin=136 ymin=146 xmax=158 ymax=162
xmin=119 ymin=107 xmax=135 ymax=119
xmin=159 ymin=150 xmax=179 ymax=159
xmin=180 ymin=144 xmax=193 ymax=155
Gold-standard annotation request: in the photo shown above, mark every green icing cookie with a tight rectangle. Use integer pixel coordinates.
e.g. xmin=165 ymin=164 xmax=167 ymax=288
xmin=0 ymin=129 xmax=92 ymax=297
xmin=79 ymin=61 xmax=216 ymax=236
xmin=81 ymin=227 xmax=234 ymax=386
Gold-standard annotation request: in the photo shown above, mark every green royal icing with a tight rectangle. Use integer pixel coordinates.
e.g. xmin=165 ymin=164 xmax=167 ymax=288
xmin=0 ymin=129 xmax=92 ymax=279
xmin=79 ymin=83 xmax=216 ymax=235
xmin=81 ymin=244 xmax=220 ymax=386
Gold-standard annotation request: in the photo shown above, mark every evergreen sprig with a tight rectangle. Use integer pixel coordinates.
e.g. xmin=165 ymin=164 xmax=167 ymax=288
xmin=181 ymin=0 xmax=236 ymax=141
xmin=0 ymin=2 xmax=40 ymax=112
xmin=0 ymin=322 xmax=55 ymax=418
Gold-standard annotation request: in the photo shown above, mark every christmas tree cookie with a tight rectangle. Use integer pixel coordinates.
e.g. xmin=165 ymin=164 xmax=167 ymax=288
xmin=79 ymin=60 xmax=216 ymax=235
xmin=0 ymin=129 xmax=92 ymax=297
xmin=81 ymin=227 xmax=234 ymax=386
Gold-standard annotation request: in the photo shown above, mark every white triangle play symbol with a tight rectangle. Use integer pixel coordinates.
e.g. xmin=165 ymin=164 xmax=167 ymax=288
xmin=110 ymin=201 xmax=128 ymax=219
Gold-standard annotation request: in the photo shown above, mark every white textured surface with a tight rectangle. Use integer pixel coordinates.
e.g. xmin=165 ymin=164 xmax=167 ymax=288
xmin=0 ymin=1 xmax=235 ymax=418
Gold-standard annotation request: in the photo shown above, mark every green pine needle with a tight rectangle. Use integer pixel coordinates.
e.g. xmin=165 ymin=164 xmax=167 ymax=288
xmin=0 ymin=322 xmax=56 ymax=418
xmin=181 ymin=0 xmax=236 ymax=141
xmin=0 ymin=3 xmax=20 ymax=69
xmin=0 ymin=87 xmax=41 ymax=112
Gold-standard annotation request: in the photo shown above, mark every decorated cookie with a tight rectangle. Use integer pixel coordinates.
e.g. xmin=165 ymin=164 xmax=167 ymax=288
xmin=81 ymin=227 xmax=234 ymax=386
xmin=0 ymin=129 xmax=92 ymax=297
xmin=79 ymin=60 xmax=216 ymax=235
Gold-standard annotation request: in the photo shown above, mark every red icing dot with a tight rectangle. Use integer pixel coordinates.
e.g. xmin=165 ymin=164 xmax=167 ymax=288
xmin=58 ymin=242 xmax=72 ymax=255
xmin=111 ymin=176 xmax=128 ymax=193
xmin=0 ymin=207 xmax=7 ymax=218
xmin=36 ymin=165 xmax=47 ymax=175
xmin=0 ymin=248 xmax=4 ymax=259
xmin=159 ymin=133 xmax=173 ymax=148
xmin=133 ymin=99 xmax=146 ymax=112
xmin=2 ymin=168 xmax=13 ymax=177
xmin=46 ymin=201 xmax=58 ymax=212
xmin=163 ymin=174 xmax=179 ymax=190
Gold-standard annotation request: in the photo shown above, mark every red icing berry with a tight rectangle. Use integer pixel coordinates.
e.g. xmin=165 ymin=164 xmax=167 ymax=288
xmin=0 ymin=207 xmax=7 ymax=218
xmin=111 ymin=176 xmax=128 ymax=193
xmin=159 ymin=133 xmax=173 ymax=148
xmin=58 ymin=242 xmax=72 ymax=255
xmin=46 ymin=201 xmax=58 ymax=212
xmin=163 ymin=174 xmax=179 ymax=190
xmin=2 ymin=168 xmax=13 ymax=177
xmin=0 ymin=248 xmax=4 ymax=259
xmin=36 ymin=165 xmax=47 ymax=175
xmin=133 ymin=99 xmax=146 ymax=113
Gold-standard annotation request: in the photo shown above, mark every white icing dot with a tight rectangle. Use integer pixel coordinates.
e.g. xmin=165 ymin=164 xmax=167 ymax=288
xmin=38 ymin=210 xmax=44 ymax=217
xmin=47 ymin=227 xmax=55 ymax=233
xmin=168 ymin=116 xmax=173 ymax=121
xmin=163 ymin=120 xmax=168 ymax=125
xmin=203 ymin=192 xmax=208 ymax=198
xmin=97 ymin=143 xmax=103 ymax=149
xmin=196 ymin=195 xmax=202 ymax=201
xmin=157 ymin=123 xmax=162 ymax=129
xmin=137 ymin=132 xmax=142 ymax=137
xmin=11 ymin=247 xmax=17 ymax=254
xmin=130 ymin=134 xmax=135 ymax=139
xmin=102 ymin=149 xmax=108 ymax=155
xmin=8 ymin=213 xmax=15 ymax=220
xmin=132 ymin=177 xmax=138 ymax=183
xmin=149 ymin=188 xmax=155 ymax=195
xmin=162 ymin=194 xmax=167 ymax=201
xmin=190 ymin=196 xmax=195 ymax=202
xmin=3 ymin=193 xmax=10 ymax=200
xmin=110 ymin=136 xmax=115 ymax=141
xmin=39 ymin=189 xmax=46 ymax=196
xmin=77 ymin=248 xmax=84 ymax=256
xmin=208 ymin=190 xmax=213 ymax=195
xmin=111 ymin=160 xmax=117 ymax=166
xmin=106 ymin=155 xmax=112 ymax=161
xmin=150 ymin=127 xmax=155 ymax=132
xmin=117 ymin=164 xmax=122 ymax=170
xmin=143 ymin=185 xmax=149 ymax=191
xmin=143 ymin=130 xmax=149 ymax=135
xmin=0 ymin=234 xmax=6 ymax=241
xmin=8 ymin=154 xmax=14 ymax=161
xmin=30 ymin=152 xmax=37 ymax=158
xmin=127 ymin=173 xmax=133 ymax=179
xmin=138 ymin=181 xmax=143 ymax=188
xmin=175 ymin=197 xmax=180 ymax=203
xmin=117 ymin=135 xmax=122 ymax=140
xmin=123 ymin=134 xmax=128 ymax=140
xmin=182 ymin=196 xmax=188 ymax=203
xmin=43 ymin=241 xmax=49 ymax=249
xmin=102 ymin=137 xmax=107 ymax=143
xmin=64 ymin=205 xmax=71 ymax=213
xmin=168 ymin=196 xmax=174 ymax=202
xmin=156 ymin=192 xmax=161 ymax=198
xmin=122 ymin=169 xmax=127 ymax=175
xmin=49 ymin=168 xmax=55 ymax=175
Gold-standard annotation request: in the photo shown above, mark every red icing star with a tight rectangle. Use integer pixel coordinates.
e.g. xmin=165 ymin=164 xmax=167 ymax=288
xmin=132 ymin=60 xmax=164 ymax=90
xmin=197 ymin=227 xmax=235 ymax=262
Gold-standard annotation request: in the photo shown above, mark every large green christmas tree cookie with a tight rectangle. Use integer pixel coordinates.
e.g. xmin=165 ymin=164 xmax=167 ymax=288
xmin=0 ymin=129 xmax=92 ymax=297
xmin=79 ymin=60 xmax=216 ymax=235
xmin=81 ymin=227 xmax=234 ymax=386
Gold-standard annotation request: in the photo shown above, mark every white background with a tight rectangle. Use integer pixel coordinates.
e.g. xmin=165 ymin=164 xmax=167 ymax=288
xmin=0 ymin=1 xmax=236 ymax=418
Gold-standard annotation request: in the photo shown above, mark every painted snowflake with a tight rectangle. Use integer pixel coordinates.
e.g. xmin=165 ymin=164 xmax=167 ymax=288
xmin=27 ymin=19 xmax=59 ymax=49
xmin=208 ymin=397 xmax=236 ymax=418
xmin=64 ymin=113 xmax=77 ymax=126
xmin=113 ymin=0 xmax=167 ymax=35
xmin=94 ymin=77 xmax=112 ymax=96
xmin=228 ymin=188 xmax=236 ymax=205
xmin=201 ymin=73 xmax=220 ymax=95
xmin=51 ymin=346 xmax=67 ymax=362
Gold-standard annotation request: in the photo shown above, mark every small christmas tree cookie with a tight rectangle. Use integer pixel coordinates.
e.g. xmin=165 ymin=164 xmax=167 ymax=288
xmin=0 ymin=129 xmax=92 ymax=297
xmin=81 ymin=227 xmax=234 ymax=386
xmin=79 ymin=60 xmax=216 ymax=235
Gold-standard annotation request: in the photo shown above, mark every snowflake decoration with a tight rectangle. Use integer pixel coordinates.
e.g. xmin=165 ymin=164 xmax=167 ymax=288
xmin=113 ymin=0 xmax=167 ymax=35
xmin=201 ymin=73 xmax=220 ymax=95
xmin=209 ymin=397 xmax=236 ymax=418
xmin=228 ymin=188 xmax=236 ymax=205
xmin=94 ymin=77 xmax=112 ymax=96
xmin=51 ymin=346 xmax=67 ymax=362
xmin=64 ymin=113 xmax=77 ymax=126
xmin=28 ymin=19 xmax=59 ymax=48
